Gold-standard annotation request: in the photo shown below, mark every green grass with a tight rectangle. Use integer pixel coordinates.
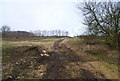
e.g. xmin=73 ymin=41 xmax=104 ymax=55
xmin=1 ymin=38 xmax=58 ymax=49
xmin=2 ymin=45 xmax=12 ymax=62
xmin=66 ymin=37 xmax=80 ymax=41
xmin=31 ymin=38 xmax=58 ymax=42
xmin=2 ymin=38 xmax=58 ymax=44
xmin=2 ymin=41 xmax=14 ymax=43
xmin=0 ymin=41 xmax=2 ymax=43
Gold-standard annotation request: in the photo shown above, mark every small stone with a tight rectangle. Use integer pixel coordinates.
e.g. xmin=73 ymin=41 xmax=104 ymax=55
xmin=41 ymin=54 xmax=44 ymax=56
xmin=44 ymin=54 xmax=50 ymax=56
xmin=42 ymin=50 xmax=46 ymax=53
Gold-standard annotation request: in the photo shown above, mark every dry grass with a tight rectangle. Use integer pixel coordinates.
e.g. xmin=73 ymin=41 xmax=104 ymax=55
xmin=62 ymin=37 xmax=119 ymax=79
xmin=89 ymin=61 xmax=118 ymax=79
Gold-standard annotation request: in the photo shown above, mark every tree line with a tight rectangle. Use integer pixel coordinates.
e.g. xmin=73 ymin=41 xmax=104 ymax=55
xmin=0 ymin=25 xmax=69 ymax=37
xmin=32 ymin=30 xmax=69 ymax=37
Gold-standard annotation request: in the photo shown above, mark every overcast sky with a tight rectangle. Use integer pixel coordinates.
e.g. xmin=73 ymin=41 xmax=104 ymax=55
xmin=0 ymin=0 xmax=117 ymax=36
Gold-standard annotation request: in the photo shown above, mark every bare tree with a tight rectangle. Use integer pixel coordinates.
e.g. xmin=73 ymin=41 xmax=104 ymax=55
xmin=1 ymin=25 xmax=11 ymax=32
xmin=32 ymin=30 xmax=69 ymax=37
xmin=57 ymin=30 xmax=61 ymax=36
xmin=78 ymin=1 xmax=120 ymax=48
xmin=65 ymin=31 xmax=69 ymax=36
xmin=1 ymin=25 xmax=11 ymax=37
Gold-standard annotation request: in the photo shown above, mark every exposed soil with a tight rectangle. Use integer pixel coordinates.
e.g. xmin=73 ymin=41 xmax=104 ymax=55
xmin=43 ymin=39 xmax=105 ymax=79
xmin=2 ymin=38 xmax=111 ymax=80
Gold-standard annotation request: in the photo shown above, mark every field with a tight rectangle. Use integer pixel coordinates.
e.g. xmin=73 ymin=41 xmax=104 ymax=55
xmin=2 ymin=37 xmax=119 ymax=80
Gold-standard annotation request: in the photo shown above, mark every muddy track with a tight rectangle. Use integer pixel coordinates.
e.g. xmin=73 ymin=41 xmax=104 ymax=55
xmin=44 ymin=39 xmax=65 ymax=79
xmin=44 ymin=39 xmax=96 ymax=79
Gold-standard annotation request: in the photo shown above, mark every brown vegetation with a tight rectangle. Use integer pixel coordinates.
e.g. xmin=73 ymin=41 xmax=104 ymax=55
xmin=2 ymin=37 xmax=119 ymax=80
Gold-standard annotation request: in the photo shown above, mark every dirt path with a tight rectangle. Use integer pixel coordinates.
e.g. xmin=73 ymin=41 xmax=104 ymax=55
xmin=43 ymin=38 xmax=100 ymax=79
xmin=44 ymin=39 xmax=65 ymax=79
